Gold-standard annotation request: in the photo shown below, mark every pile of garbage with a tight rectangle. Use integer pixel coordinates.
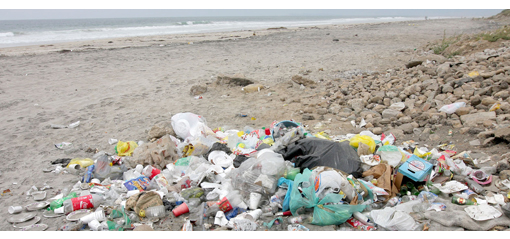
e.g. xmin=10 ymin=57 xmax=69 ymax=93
xmin=9 ymin=112 xmax=510 ymax=231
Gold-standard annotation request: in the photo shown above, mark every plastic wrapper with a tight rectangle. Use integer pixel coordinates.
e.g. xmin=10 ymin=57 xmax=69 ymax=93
xmin=349 ymin=135 xmax=376 ymax=154
xmin=116 ymin=141 xmax=138 ymax=156
xmin=438 ymin=102 xmax=466 ymax=114
xmin=280 ymin=138 xmax=363 ymax=177
xmin=124 ymin=176 xmax=151 ymax=191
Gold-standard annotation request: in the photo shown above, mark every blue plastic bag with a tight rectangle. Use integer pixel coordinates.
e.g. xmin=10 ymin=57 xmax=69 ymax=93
xmin=277 ymin=177 xmax=294 ymax=212
xmin=289 ymin=169 xmax=366 ymax=226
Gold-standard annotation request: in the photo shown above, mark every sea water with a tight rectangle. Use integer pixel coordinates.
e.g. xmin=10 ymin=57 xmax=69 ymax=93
xmin=0 ymin=16 xmax=446 ymax=48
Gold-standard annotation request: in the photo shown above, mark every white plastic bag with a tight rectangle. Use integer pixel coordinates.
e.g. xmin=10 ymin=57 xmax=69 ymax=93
xmin=376 ymin=145 xmax=403 ymax=167
xmin=370 ymin=207 xmax=419 ymax=231
xmin=438 ymin=102 xmax=466 ymax=114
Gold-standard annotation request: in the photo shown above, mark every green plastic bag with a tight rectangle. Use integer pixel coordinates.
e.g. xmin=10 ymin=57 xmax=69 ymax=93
xmin=289 ymin=169 xmax=366 ymax=226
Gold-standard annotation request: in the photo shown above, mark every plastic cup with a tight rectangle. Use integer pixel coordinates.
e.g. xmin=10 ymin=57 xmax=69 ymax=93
xmin=90 ymin=178 xmax=101 ymax=184
xmin=135 ymin=164 xmax=143 ymax=173
xmin=172 ymin=202 xmax=189 ymax=217
xmin=79 ymin=209 xmax=106 ymax=223
xmin=8 ymin=206 xmax=23 ymax=214
xmin=249 ymin=193 xmax=262 ymax=210
xmin=247 ymin=209 xmax=262 ymax=220
xmin=88 ymin=219 xmax=104 ymax=231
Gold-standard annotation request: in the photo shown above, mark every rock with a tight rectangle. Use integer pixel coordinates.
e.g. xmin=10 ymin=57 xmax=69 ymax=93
xmin=500 ymin=170 xmax=510 ymax=180
xmin=373 ymin=104 xmax=386 ymax=113
xmin=385 ymin=129 xmax=404 ymax=139
xmin=455 ymin=107 xmax=471 ymax=116
xmin=459 ymin=127 xmax=470 ymax=134
xmin=399 ymin=116 xmax=412 ymax=124
xmin=422 ymin=103 xmax=431 ymax=112
xmin=482 ymin=137 xmax=495 ymax=146
xmin=365 ymin=122 xmax=374 ymax=128
xmin=406 ymin=61 xmax=423 ymax=69
xmin=494 ymin=90 xmax=510 ymax=99
xmin=350 ymin=98 xmax=365 ymax=113
xmin=429 ymin=134 xmax=441 ymax=141
xmin=189 ymin=84 xmax=207 ymax=96
xmin=477 ymin=131 xmax=495 ymax=139
xmin=148 ymin=121 xmax=175 ymax=140
xmin=495 ymin=126 xmax=510 ymax=142
xmin=481 ymin=97 xmax=497 ymax=106
xmin=389 ymin=102 xmax=406 ymax=111
xmin=372 ymin=127 xmax=383 ymax=135
xmin=469 ymin=139 xmax=481 ymax=146
xmin=413 ymin=128 xmax=422 ymax=135
xmin=382 ymin=109 xmax=401 ymax=119
xmin=496 ymin=160 xmax=510 ymax=173
xmin=291 ymin=75 xmax=316 ymax=87
xmin=460 ymin=112 xmax=496 ymax=125
xmin=399 ymin=123 xmax=415 ymax=134
xmin=436 ymin=62 xmax=451 ymax=75
xmin=302 ymin=114 xmax=315 ymax=121
xmin=442 ymin=85 xmax=454 ymax=93
xmin=216 ymin=74 xmax=254 ymax=86
xmin=451 ymin=120 xmax=463 ymax=128
xmin=317 ymin=108 xmax=328 ymax=115
xmin=483 ymin=119 xmax=494 ymax=127
xmin=242 ymin=84 xmax=265 ymax=93
xmin=470 ymin=95 xmax=481 ymax=106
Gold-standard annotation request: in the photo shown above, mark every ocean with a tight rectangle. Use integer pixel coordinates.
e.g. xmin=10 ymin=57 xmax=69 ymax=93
xmin=0 ymin=15 xmax=449 ymax=48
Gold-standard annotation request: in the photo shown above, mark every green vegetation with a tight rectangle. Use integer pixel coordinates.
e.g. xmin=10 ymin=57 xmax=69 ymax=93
xmin=431 ymin=30 xmax=462 ymax=55
xmin=477 ymin=25 xmax=510 ymax=42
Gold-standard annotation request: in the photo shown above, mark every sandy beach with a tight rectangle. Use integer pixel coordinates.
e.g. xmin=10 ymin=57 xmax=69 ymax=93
xmin=0 ymin=17 xmax=504 ymax=231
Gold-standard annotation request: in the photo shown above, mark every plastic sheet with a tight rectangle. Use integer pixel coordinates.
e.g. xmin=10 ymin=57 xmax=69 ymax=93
xmin=280 ymin=138 xmax=363 ymax=177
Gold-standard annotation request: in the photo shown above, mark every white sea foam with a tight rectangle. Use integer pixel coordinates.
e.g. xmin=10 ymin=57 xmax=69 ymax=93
xmin=0 ymin=16 xmax=454 ymax=48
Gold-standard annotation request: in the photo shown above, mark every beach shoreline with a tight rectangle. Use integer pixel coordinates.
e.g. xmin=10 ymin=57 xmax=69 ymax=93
xmin=0 ymin=18 xmax=470 ymax=57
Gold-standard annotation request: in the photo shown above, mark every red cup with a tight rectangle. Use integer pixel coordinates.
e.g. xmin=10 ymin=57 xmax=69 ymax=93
xmin=172 ymin=203 xmax=189 ymax=217
xmin=150 ymin=168 xmax=161 ymax=179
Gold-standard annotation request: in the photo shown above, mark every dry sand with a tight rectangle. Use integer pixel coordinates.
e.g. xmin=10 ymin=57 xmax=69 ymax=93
xmin=0 ymin=17 xmax=499 ymax=231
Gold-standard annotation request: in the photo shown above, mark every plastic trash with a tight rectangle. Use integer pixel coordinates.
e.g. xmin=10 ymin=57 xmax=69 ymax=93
xmin=115 ymin=140 xmax=138 ymax=156
xmin=289 ymin=169 xmax=366 ymax=226
xmin=349 ymin=135 xmax=376 ymax=154
xmin=376 ymin=145 xmax=403 ymax=167
xmin=464 ymin=205 xmax=502 ymax=221
xmin=438 ymin=102 xmax=466 ymax=114
xmin=370 ymin=207 xmax=419 ymax=231
xmin=66 ymin=158 xmax=94 ymax=169
xmin=281 ymin=138 xmax=363 ymax=177
xmin=171 ymin=112 xmax=210 ymax=140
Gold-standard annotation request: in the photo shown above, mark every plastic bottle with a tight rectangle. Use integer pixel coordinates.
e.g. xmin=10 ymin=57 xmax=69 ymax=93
xmin=49 ymin=192 xmax=78 ymax=211
xmin=465 ymin=178 xmax=485 ymax=195
xmin=54 ymin=194 xmax=103 ymax=214
xmin=140 ymin=205 xmax=166 ymax=218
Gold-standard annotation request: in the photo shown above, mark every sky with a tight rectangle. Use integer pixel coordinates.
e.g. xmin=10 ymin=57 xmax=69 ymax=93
xmin=0 ymin=1 xmax=507 ymax=20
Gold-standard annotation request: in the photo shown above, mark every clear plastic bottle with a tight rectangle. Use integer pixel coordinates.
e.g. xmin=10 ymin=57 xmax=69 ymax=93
xmin=54 ymin=194 xmax=103 ymax=214
xmin=141 ymin=205 xmax=166 ymax=218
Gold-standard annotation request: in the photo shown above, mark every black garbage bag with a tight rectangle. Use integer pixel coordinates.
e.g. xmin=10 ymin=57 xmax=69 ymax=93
xmin=204 ymin=142 xmax=232 ymax=160
xmin=279 ymin=137 xmax=363 ymax=178
xmin=233 ymin=155 xmax=249 ymax=168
